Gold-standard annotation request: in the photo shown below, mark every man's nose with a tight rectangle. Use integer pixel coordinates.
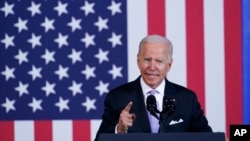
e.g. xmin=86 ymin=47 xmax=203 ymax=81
xmin=148 ymin=60 xmax=156 ymax=69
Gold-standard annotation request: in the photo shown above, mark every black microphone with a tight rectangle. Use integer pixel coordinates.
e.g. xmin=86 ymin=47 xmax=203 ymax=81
xmin=159 ymin=96 xmax=176 ymax=133
xmin=146 ymin=95 xmax=160 ymax=120
xmin=162 ymin=96 xmax=176 ymax=116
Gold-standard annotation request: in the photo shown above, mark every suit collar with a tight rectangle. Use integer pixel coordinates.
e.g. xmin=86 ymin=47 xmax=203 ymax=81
xmin=164 ymin=79 xmax=176 ymax=97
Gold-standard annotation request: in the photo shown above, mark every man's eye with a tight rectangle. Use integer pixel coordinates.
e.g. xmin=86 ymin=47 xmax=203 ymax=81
xmin=145 ymin=58 xmax=151 ymax=61
xmin=156 ymin=60 xmax=163 ymax=63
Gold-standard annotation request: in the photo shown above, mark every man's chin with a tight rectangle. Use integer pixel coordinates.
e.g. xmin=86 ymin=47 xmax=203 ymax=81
xmin=145 ymin=80 xmax=159 ymax=87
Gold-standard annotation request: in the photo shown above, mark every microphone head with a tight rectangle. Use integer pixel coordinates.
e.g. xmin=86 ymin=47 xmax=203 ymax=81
xmin=163 ymin=96 xmax=176 ymax=115
xmin=146 ymin=95 xmax=157 ymax=113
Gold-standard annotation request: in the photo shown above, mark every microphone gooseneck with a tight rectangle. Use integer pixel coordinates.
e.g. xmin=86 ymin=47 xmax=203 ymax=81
xmin=146 ymin=94 xmax=176 ymax=133
xmin=159 ymin=96 xmax=176 ymax=133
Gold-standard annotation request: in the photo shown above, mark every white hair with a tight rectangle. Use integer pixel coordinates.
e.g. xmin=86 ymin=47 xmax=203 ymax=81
xmin=138 ymin=34 xmax=173 ymax=59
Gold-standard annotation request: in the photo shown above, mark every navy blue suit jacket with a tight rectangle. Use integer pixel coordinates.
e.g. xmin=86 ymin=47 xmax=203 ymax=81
xmin=95 ymin=76 xmax=212 ymax=141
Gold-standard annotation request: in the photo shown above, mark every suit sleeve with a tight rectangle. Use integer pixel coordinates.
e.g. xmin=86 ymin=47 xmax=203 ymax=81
xmin=94 ymin=92 xmax=120 ymax=141
xmin=190 ymin=94 xmax=213 ymax=132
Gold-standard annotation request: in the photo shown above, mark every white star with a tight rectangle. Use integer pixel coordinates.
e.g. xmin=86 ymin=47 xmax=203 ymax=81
xmin=41 ymin=49 xmax=56 ymax=65
xmin=81 ymin=96 xmax=96 ymax=112
xmin=27 ymin=33 xmax=42 ymax=48
xmin=108 ymin=64 xmax=123 ymax=80
xmin=14 ymin=49 xmax=29 ymax=65
xmin=54 ymin=33 xmax=69 ymax=48
xmin=41 ymin=81 xmax=56 ymax=97
xmin=108 ymin=32 xmax=122 ymax=47
xmin=80 ymin=1 xmax=95 ymax=16
xmin=27 ymin=1 xmax=41 ymax=17
xmin=94 ymin=48 xmax=109 ymax=64
xmin=94 ymin=16 xmax=109 ymax=32
xmin=15 ymin=81 xmax=29 ymax=97
xmin=28 ymin=65 xmax=42 ymax=81
xmin=55 ymin=97 xmax=69 ymax=113
xmin=67 ymin=17 xmax=82 ymax=32
xmin=81 ymin=64 xmax=96 ymax=80
xmin=14 ymin=17 xmax=28 ymax=33
xmin=81 ymin=32 xmax=95 ymax=48
xmin=107 ymin=0 xmax=122 ymax=16
xmin=68 ymin=81 xmax=83 ymax=96
xmin=54 ymin=1 xmax=68 ymax=16
xmin=1 ymin=65 xmax=15 ymax=81
xmin=95 ymin=80 xmax=109 ymax=96
xmin=1 ymin=34 xmax=15 ymax=49
xmin=41 ymin=17 xmax=55 ymax=32
xmin=0 ymin=2 xmax=14 ymax=17
xmin=54 ymin=65 xmax=69 ymax=80
xmin=68 ymin=49 xmax=82 ymax=64
xmin=28 ymin=97 xmax=43 ymax=113
xmin=1 ymin=98 xmax=16 ymax=113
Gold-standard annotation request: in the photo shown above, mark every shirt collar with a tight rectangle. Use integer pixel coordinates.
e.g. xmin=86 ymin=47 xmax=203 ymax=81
xmin=140 ymin=77 xmax=165 ymax=95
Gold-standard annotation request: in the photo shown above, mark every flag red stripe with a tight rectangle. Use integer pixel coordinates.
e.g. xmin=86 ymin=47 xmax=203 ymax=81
xmin=185 ymin=0 xmax=206 ymax=112
xmin=147 ymin=0 xmax=166 ymax=36
xmin=224 ymin=0 xmax=243 ymax=136
xmin=0 ymin=121 xmax=14 ymax=141
xmin=73 ymin=120 xmax=90 ymax=141
xmin=35 ymin=120 xmax=52 ymax=141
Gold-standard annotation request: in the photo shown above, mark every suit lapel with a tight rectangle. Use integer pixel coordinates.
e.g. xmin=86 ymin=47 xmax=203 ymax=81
xmin=129 ymin=77 xmax=151 ymax=132
xmin=164 ymin=79 xmax=176 ymax=97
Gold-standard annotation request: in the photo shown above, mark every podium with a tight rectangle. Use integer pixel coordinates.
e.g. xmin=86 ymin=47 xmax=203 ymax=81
xmin=98 ymin=132 xmax=226 ymax=141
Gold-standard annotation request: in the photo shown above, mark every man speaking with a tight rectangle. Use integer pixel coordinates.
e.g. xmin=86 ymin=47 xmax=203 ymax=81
xmin=94 ymin=35 xmax=212 ymax=141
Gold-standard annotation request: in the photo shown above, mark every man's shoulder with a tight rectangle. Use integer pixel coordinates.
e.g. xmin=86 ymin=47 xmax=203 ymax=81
xmin=104 ymin=78 xmax=141 ymax=102
xmin=167 ymin=80 xmax=196 ymax=95
xmin=110 ymin=77 xmax=140 ymax=93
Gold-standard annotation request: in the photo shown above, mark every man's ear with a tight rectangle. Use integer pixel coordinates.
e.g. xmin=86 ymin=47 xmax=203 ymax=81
xmin=136 ymin=55 xmax=140 ymax=68
xmin=168 ymin=58 xmax=173 ymax=69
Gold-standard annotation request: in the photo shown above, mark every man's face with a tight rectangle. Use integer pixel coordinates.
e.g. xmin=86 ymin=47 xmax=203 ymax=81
xmin=137 ymin=42 xmax=172 ymax=88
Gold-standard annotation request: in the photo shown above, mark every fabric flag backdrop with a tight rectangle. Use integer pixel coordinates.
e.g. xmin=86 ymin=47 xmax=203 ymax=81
xmin=0 ymin=0 xmax=249 ymax=141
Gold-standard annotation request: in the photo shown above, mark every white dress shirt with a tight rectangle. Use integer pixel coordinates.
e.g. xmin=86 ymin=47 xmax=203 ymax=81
xmin=140 ymin=77 xmax=165 ymax=112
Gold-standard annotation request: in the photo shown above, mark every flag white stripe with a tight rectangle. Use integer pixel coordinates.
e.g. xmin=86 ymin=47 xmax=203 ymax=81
xmin=166 ymin=0 xmax=187 ymax=87
xmin=53 ymin=120 xmax=72 ymax=141
xmin=91 ymin=120 xmax=102 ymax=141
xmin=127 ymin=0 xmax=147 ymax=81
xmin=15 ymin=120 xmax=34 ymax=141
xmin=204 ymin=0 xmax=225 ymax=132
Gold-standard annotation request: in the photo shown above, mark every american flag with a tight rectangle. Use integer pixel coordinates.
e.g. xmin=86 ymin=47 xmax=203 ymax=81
xmin=0 ymin=0 xmax=249 ymax=141
xmin=0 ymin=0 xmax=127 ymax=140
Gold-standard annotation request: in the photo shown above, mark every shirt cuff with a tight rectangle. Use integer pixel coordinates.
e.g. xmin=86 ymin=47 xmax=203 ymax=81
xmin=115 ymin=124 xmax=128 ymax=134
xmin=115 ymin=124 xmax=118 ymax=134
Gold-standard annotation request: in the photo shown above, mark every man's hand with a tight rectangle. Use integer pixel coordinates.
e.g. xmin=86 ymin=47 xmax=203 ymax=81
xmin=117 ymin=101 xmax=136 ymax=133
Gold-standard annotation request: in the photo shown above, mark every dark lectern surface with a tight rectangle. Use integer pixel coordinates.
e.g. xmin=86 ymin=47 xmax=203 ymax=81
xmin=98 ymin=132 xmax=226 ymax=141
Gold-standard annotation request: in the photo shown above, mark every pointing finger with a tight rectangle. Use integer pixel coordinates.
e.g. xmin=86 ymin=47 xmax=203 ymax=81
xmin=123 ymin=101 xmax=133 ymax=112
